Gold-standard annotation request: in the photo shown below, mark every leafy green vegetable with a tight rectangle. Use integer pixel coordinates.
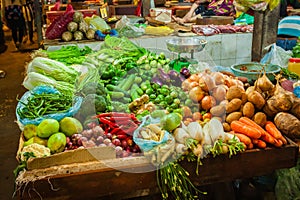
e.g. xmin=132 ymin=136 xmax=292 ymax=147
xmin=27 ymin=57 xmax=79 ymax=84
xmin=23 ymin=72 xmax=75 ymax=96
xmin=281 ymin=67 xmax=300 ymax=80
xmin=44 ymin=46 xmax=93 ymax=65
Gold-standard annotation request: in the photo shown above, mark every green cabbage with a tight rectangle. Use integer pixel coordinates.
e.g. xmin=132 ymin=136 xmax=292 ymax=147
xmin=27 ymin=57 xmax=79 ymax=84
xmin=23 ymin=72 xmax=75 ymax=95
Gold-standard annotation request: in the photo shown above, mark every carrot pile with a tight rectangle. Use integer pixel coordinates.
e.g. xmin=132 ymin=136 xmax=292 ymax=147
xmin=229 ymin=117 xmax=287 ymax=150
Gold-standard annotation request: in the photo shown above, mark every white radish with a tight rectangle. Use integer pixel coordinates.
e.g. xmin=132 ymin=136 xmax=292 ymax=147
xmin=175 ymin=143 xmax=188 ymax=155
xmin=187 ymin=122 xmax=203 ymax=142
xmin=173 ymin=128 xmax=191 ymax=144
xmin=208 ymin=117 xmax=225 ymax=143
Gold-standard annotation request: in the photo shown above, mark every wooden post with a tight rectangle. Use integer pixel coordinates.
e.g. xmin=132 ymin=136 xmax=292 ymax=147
xmin=252 ymin=5 xmax=280 ymax=62
xmin=34 ymin=0 xmax=43 ymax=48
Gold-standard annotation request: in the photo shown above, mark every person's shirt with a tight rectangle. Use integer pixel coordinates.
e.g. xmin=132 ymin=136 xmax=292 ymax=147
xmin=1 ymin=0 xmax=24 ymax=21
xmin=194 ymin=0 xmax=235 ymax=16
xmin=278 ymin=15 xmax=300 ymax=38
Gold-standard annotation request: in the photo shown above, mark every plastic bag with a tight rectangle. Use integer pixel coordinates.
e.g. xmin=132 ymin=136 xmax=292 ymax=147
xmin=275 ymin=160 xmax=300 ymax=200
xmin=115 ymin=15 xmax=145 ymax=38
xmin=260 ymin=43 xmax=293 ymax=68
xmin=16 ymin=85 xmax=83 ymax=129
xmin=88 ymin=15 xmax=111 ymax=32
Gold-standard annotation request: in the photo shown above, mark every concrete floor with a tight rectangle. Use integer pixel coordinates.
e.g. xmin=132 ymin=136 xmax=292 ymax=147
xmin=0 ymin=30 xmax=38 ymax=199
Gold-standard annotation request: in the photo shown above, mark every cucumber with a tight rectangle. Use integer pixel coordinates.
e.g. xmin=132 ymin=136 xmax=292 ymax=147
xmin=108 ymin=91 xmax=125 ymax=99
xmin=119 ymin=97 xmax=131 ymax=103
xmin=106 ymin=84 xmax=130 ymax=96
xmin=131 ymin=84 xmax=144 ymax=96
xmin=121 ymin=74 xmax=135 ymax=91
xmin=131 ymin=91 xmax=140 ymax=101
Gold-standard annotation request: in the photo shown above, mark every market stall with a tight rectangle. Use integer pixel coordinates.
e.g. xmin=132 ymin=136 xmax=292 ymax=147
xmin=14 ymin=0 xmax=300 ymax=199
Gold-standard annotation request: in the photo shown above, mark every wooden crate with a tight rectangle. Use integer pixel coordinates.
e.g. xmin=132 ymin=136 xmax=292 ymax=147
xmin=16 ymin=138 xmax=299 ymax=200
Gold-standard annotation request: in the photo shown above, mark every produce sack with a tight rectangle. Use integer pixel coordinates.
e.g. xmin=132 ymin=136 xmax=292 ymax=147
xmin=275 ymin=160 xmax=300 ymax=200
xmin=260 ymin=43 xmax=293 ymax=68
xmin=45 ymin=4 xmax=74 ymax=39
xmin=88 ymin=15 xmax=111 ymax=32
xmin=133 ymin=116 xmax=169 ymax=152
xmin=16 ymin=85 xmax=83 ymax=129
xmin=133 ymin=116 xmax=176 ymax=165
xmin=115 ymin=15 xmax=145 ymax=38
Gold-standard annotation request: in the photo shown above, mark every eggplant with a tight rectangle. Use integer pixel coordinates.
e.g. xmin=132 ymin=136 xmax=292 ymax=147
xmin=180 ymin=67 xmax=191 ymax=78
xmin=158 ymin=67 xmax=170 ymax=81
xmin=151 ymin=75 xmax=164 ymax=86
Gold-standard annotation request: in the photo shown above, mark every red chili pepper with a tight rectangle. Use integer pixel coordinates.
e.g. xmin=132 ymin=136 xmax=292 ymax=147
xmin=110 ymin=127 xmax=123 ymax=135
xmin=99 ymin=117 xmax=117 ymax=128
xmin=109 ymin=116 xmax=132 ymax=122
xmin=117 ymin=134 xmax=128 ymax=140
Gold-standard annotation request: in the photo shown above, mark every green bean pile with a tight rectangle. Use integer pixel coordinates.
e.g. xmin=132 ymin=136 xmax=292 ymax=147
xmin=17 ymin=93 xmax=73 ymax=119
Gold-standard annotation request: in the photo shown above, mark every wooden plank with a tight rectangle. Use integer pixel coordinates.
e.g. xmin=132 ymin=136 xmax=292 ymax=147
xmin=17 ymin=139 xmax=299 ymax=200
xmin=252 ymin=6 xmax=280 ymax=62
xmin=27 ymin=146 xmax=116 ymax=170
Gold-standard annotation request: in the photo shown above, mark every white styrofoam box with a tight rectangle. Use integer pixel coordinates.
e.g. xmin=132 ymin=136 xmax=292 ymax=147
xmin=204 ymin=34 xmax=222 ymax=62
xmin=150 ymin=8 xmax=172 ymax=23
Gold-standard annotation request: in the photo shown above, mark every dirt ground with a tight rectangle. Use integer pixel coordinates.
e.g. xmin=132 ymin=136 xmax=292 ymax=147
xmin=0 ymin=29 xmax=38 ymax=199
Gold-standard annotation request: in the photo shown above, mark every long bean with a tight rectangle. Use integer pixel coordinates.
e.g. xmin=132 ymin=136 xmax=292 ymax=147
xmin=17 ymin=93 xmax=73 ymax=119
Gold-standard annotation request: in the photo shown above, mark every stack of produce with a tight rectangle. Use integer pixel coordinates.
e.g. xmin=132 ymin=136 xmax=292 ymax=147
xmin=14 ymin=36 xmax=300 ymax=200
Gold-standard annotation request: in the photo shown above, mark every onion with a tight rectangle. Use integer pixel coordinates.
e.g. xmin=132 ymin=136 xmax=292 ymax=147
xmin=189 ymin=86 xmax=205 ymax=102
xmin=280 ymin=79 xmax=295 ymax=92
xmin=175 ymin=143 xmax=188 ymax=155
xmin=201 ymin=95 xmax=216 ymax=110
xmin=189 ymin=74 xmax=200 ymax=82
xmin=211 ymin=85 xmax=226 ymax=102
xmin=199 ymin=74 xmax=216 ymax=92
xmin=180 ymin=67 xmax=191 ymax=78
xmin=212 ymin=72 xmax=225 ymax=85
xmin=182 ymin=79 xmax=192 ymax=91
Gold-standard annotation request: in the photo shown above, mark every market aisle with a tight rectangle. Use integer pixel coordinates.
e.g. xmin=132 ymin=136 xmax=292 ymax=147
xmin=0 ymin=30 xmax=32 ymax=199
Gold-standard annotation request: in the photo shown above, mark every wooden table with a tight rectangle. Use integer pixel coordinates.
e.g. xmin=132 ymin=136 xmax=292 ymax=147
xmin=16 ymin=138 xmax=299 ymax=200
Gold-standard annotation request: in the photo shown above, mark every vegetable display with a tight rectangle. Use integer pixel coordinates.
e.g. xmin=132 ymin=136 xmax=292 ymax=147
xmin=14 ymin=35 xmax=300 ymax=199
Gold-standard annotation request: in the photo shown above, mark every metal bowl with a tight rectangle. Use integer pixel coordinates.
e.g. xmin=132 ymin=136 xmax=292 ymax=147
xmin=166 ymin=38 xmax=207 ymax=54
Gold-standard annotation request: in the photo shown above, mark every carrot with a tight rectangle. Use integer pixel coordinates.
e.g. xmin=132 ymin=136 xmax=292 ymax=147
xmin=230 ymin=132 xmax=252 ymax=145
xmin=279 ymin=135 xmax=287 ymax=145
xmin=256 ymin=139 xmax=267 ymax=149
xmin=260 ymin=131 xmax=276 ymax=145
xmin=239 ymin=117 xmax=266 ymax=137
xmin=247 ymin=142 xmax=254 ymax=150
xmin=230 ymin=120 xmax=261 ymax=139
xmin=274 ymin=139 xmax=283 ymax=147
xmin=251 ymin=139 xmax=259 ymax=145
xmin=265 ymin=121 xmax=282 ymax=139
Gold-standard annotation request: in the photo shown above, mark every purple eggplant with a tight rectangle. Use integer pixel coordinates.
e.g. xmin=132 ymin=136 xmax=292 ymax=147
xmin=180 ymin=67 xmax=191 ymax=78
xmin=158 ymin=67 xmax=171 ymax=81
xmin=151 ymin=75 xmax=164 ymax=86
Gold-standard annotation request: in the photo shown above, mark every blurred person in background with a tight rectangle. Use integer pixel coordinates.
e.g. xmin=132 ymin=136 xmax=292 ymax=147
xmin=280 ymin=0 xmax=300 ymax=18
xmin=276 ymin=15 xmax=300 ymax=50
xmin=0 ymin=13 xmax=8 ymax=53
xmin=1 ymin=0 xmax=25 ymax=50
xmin=172 ymin=0 xmax=235 ymax=24
xmin=22 ymin=0 xmax=34 ymax=44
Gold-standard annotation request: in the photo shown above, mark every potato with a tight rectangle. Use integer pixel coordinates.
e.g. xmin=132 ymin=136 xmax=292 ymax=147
xmin=226 ymin=86 xmax=244 ymax=101
xmin=252 ymin=112 xmax=267 ymax=127
xmin=291 ymin=98 xmax=300 ymax=120
xmin=226 ymin=112 xmax=242 ymax=124
xmin=241 ymin=92 xmax=248 ymax=105
xmin=247 ymin=91 xmax=265 ymax=110
xmin=226 ymin=98 xmax=242 ymax=113
xmin=274 ymin=112 xmax=300 ymax=139
xmin=243 ymin=102 xmax=255 ymax=118
xmin=210 ymin=105 xmax=226 ymax=117
xmin=223 ymin=122 xmax=231 ymax=132
xmin=263 ymin=98 xmax=280 ymax=118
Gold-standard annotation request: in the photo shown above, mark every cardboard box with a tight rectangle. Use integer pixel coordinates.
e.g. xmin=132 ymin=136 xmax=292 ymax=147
xmin=196 ymin=16 xmax=234 ymax=25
